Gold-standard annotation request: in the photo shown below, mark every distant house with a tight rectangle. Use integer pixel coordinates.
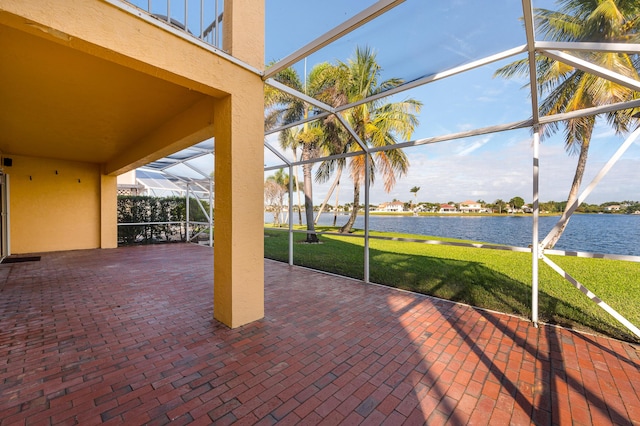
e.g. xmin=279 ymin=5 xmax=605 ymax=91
xmin=605 ymin=205 xmax=621 ymax=212
xmin=459 ymin=200 xmax=482 ymax=213
xmin=378 ymin=201 xmax=405 ymax=212
xmin=439 ymin=204 xmax=457 ymax=213
xmin=522 ymin=205 xmax=533 ymax=213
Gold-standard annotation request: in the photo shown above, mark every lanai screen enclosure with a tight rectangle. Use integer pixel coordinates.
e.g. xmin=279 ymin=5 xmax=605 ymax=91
xmin=261 ymin=0 xmax=640 ymax=340
xmin=126 ymin=0 xmax=639 ymax=340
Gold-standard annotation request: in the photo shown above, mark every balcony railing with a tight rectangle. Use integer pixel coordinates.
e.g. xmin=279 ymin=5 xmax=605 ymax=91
xmin=125 ymin=0 xmax=224 ymax=50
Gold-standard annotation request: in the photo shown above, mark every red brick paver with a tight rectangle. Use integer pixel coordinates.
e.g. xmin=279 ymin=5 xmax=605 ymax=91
xmin=1 ymin=244 xmax=638 ymax=425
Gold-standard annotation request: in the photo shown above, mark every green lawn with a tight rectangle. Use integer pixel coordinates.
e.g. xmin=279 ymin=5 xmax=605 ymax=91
xmin=264 ymin=226 xmax=640 ymax=343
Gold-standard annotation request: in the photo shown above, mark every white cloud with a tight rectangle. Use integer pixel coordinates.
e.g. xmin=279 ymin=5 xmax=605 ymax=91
xmin=267 ymin=129 xmax=639 ymax=207
xmin=362 ymin=132 xmax=639 ymax=205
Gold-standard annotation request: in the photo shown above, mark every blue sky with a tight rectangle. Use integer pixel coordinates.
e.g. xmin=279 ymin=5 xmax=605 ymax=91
xmin=263 ymin=0 xmax=639 ymax=206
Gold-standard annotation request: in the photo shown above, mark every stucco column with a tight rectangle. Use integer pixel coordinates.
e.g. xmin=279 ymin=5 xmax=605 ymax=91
xmin=213 ymin=91 xmax=264 ymax=328
xmin=100 ymin=174 xmax=118 ymax=249
xmin=223 ymin=0 xmax=264 ymax=69
xmin=212 ymin=0 xmax=265 ymax=328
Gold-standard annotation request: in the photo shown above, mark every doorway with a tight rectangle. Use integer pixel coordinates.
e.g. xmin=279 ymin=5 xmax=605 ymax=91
xmin=0 ymin=172 xmax=8 ymax=259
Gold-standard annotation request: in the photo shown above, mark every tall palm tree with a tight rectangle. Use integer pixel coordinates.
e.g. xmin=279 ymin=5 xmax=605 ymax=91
xmin=264 ymin=169 xmax=288 ymax=226
xmin=328 ymin=47 xmax=422 ymax=233
xmin=265 ymin=63 xmax=335 ymax=242
xmin=410 ymin=186 xmax=420 ymax=208
xmin=279 ymin=128 xmax=303 ymax=225
xmin=496 ymin=0 xmax=640 ymax=248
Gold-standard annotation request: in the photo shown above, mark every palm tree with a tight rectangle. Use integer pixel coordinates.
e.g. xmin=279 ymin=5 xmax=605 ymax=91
xmin=410 ymin=186 xmax=420 ymax=208
xmin=279 ymin=128 xmax=303 ymax=225
xmin=264 ymin=169 xmax=288 ymax=226
xmin=265 ymin=63 xmax=336 ymax=242
xmin=495 ymin=0 xmax=640 ymax=248
xmin=317 ymin=46 xmax=422 ymax=234
xmin=510 ymin=196 xmax=525 ymax=212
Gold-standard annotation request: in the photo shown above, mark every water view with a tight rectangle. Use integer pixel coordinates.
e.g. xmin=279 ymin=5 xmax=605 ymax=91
xmin=267 ymin=213 xmax=640 ymax=257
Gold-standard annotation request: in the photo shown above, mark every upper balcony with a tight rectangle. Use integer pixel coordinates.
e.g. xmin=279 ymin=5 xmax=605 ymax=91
xmin=124 ymin=0 xmax=224 ymax=50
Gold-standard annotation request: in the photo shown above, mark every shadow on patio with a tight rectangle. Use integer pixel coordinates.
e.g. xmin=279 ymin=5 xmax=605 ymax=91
xmin=0 ymin=244 xmax=638 ymax=424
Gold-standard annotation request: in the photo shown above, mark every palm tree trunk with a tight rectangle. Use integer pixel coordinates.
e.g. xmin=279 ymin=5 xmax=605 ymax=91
xmin=301 ymin=147 xmax=319 ymax=243
xmin=294 ymin=167 xmax=303 ymax=225
xmin=314 ymin=167 xmax=342 ymax=225
xmin=333 ymin=180 xmax=341 ymax=226
xmin=340 ymin=180 xmax=360 ymax=233
xmin=545 ymin=138 xmax=590 ymax=249
xmin=283 ymin=202 xmax=289 ymax=226
xmin=279 ymin=193 xmax=285 ymax=227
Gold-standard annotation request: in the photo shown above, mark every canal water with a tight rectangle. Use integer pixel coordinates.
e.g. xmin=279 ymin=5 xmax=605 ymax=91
xmin=268 ymin=213 xmax=640 ymax=257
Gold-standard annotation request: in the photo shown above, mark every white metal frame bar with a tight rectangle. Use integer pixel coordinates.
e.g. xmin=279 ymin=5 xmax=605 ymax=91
xmin=542 ymin=254 xmax=640 ymax=339
xmin=265 ymin=96 xmax=640 ymax=172
xmin=334 ymin=114 xmax=369 ymax=152
xmin=265 ymin=79 xmax=335 ymax=113
xmin=536 ymin=41 xmax=640 ymax=54
xmin=265 ymin=112 xmax=333 ymax=137
xmin=364 ymin=154 xmax=370 ymax=283
xmin=263 ymin=0 xmax=406 ymax=79
xmin=186 ymin=184 xmax=191 ymax=242
xmin=532 ymin=130 xmax=541 ymax=326
xmin=264 ymin=148 xmax=364 ymax=172
xmin=264 ymin=141 xmax=293 ymax=166
xmin=538 ymin=99 xmax=640 ymax=124
xmin=541 ymin=50 xmax=640 ymax=92
xmin=334 ymin=45 xmax=528 ymax=116
xmin=178 ymin=161 xmax=210 ymax=180
xmin=522 ymin=0 xmax=542 ymax=326
xmin=541 ymin=127 xmax=640 ymax=248
xmin=288 ymin=164 xmax=294 ymax=265
xmin=209 ymin=175 xmax=213 ymax=247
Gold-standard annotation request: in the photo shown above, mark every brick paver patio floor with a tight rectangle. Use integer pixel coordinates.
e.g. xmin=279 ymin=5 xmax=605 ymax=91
xmin=0 ymin=244 xmax=638 ymax=425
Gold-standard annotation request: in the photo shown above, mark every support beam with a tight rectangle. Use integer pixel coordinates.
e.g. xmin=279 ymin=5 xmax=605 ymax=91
xmin=223 ymin=0 xmax=264 ymax=70
xmin=100 ymin=174 xmax=118 ymax=248
xmin=521 ymin=0 xmax=540 ymax=125
xmin=531 ymin=129 xmax=540 ymax=326
xmin=364 ymin=154 xmax=370 ymax=283
xmin=536 ymin=41 xmax=640 ymax=54
xmin=542 ymin=49 xmax=640 ymax=92
xmin=214 ymin=92 xmax=265 ymax=328
xmin=105 ymin=97 xmax=216 ymax=175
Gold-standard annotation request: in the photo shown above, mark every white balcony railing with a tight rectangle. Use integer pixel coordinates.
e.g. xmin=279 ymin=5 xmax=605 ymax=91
xmin=125 ymin=0 xmax=224 ymax=50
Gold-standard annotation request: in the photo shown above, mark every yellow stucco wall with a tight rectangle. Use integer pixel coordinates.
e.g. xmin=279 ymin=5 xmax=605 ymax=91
xmin=8 ymin=155 xmax=106 ymax=253
xmin=214 ymin=92 xmax=265 ymax=328
xmin=100 ymin=173 xmax=117 ymax=249
xmin=2 ymin=0 xmax=266 ymax=327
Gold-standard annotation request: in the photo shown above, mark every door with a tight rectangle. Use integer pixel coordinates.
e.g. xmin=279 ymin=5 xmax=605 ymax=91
xmin=0 ymin=172 xmax=8 ymax=259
